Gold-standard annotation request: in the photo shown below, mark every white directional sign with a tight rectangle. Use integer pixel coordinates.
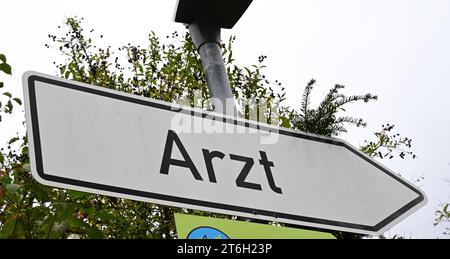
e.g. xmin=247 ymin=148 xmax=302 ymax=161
xmin=23 ymin=72 xmax=426 ymax=235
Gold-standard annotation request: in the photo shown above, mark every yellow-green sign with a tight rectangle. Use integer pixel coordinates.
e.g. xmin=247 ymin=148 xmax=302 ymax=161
xmin=174 ymin=214 xmax=335 ymax=239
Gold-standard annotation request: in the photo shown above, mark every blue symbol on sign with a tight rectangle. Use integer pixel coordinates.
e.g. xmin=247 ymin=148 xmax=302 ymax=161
xmin=187 ymin=227 xmax=230 ymax=239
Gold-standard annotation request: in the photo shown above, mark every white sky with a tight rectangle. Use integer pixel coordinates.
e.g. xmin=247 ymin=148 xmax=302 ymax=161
xmin=1 ymin=0 xmax=449 ymax=238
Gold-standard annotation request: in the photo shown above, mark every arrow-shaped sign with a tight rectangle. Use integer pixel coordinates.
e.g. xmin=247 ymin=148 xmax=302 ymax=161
xmin=23 ymin=72 xmax=426 ymax=235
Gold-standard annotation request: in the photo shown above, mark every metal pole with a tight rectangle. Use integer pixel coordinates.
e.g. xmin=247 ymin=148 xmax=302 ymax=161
xmin=189 ymin=22 xmax=236 ymax=116
xmin=189 ymin=22 xmax=266 ymax=224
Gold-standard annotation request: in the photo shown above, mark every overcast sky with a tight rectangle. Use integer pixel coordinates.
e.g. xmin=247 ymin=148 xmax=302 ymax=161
xmin=1 ymin=0 xmax=449 ymax=238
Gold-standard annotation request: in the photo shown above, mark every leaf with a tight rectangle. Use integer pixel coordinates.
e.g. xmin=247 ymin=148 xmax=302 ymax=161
xmin=67 ymin=217 xmax=85 ymax=228
xmin=86 ymin=225 xmax=104 ymax=239
xmin=12 ymin=218 xmax=26 ymax=238
xmin=52 ymin=222 xmax=68 ymax=233
xmin=0 ymin=54 xmax=6 ymax=63
xmin=8 ymin=137 xmax=19 ymax=145
xmin=67 ymin=190 xmax=89 ymax=200
xmin=6 ymin=100 xmax=12 ymax=113
xmin=280 ymin=116 xmax=291 ymax=129
xmin=98 ymin=211 xmax=115 ymax=221
xmin=0 ymin=82 xmax=3 ymax=88
xmin=59 ymin=65 xmax=66 ymax=75
xmin=244 ymin=67 xmax=252 ymax=76
xmin=21 ymin=147 xmax=29 ymax=156
xmin=77 ymin=203 xmax=95 ymax=216
xmin=67 ymin=218 xmax=104 ymax=239
xmin=30 ymin=207 xmax=46 ymax=220
xmin=0 ymin=63 xmax=12 ymax=75
xmin=53 ymin=202 xmax=68 ymax=213
xmin=57 ymin=204 xmax=75 ymax=223
xmin=0 ymin=153 xmax=4 ymax=164
xmin=0 ymin=173 xmax=11 ymax=185
xmin=13 ymin=98 xmax=22 ymax=105
xmin=30 ymin=182 xmax=50 ymax=202
xmin=22 ymin=163 xmax=31 ymax=172
xmin=3 ymin=92 xmax=12 ymax=98
xmin=0 ymin=219 xmax=16 ymax=239
xmin=6 ymin=183 xmax=22 ymax=193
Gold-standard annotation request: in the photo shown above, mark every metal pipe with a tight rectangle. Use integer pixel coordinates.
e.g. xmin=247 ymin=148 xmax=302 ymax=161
xmin=189 ymin=23 xmax=236 ymax=116
xmin=189 ymin=22 xmax=263 ymax=224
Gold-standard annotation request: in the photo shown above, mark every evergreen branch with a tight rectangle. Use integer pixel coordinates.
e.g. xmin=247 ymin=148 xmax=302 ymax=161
xmin=301 ymin=79 xmax=315 ymax=116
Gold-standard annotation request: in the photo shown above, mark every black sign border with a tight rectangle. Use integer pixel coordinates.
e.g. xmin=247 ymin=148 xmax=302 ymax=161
xmin=27 ymin=74 xmax=425 ymax=233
